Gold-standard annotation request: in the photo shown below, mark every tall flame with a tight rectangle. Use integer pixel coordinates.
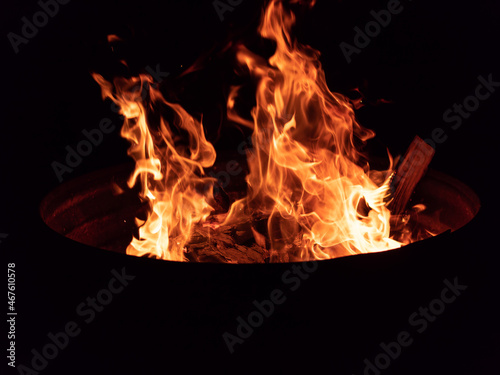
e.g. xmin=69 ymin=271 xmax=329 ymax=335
xmin=94 ymin=0 xmax=403 ymax=262
xmin=224 ymin=0 xmax=401 ymax=261
xmin=93 ymin=74 xmax=216 ymax=261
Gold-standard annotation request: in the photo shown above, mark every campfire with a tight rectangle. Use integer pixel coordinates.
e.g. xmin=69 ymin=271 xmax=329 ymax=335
xmin=41 ymin=0 xmax=479 ymax=263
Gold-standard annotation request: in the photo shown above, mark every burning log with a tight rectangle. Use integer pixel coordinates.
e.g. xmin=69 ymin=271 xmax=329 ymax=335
xmin=185 ymin=219 xmax=269 ymax=263
xmin=389 ymin=136 xmax=435 ymax=215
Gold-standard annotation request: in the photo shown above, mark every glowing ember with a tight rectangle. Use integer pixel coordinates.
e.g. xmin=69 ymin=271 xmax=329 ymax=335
xmin=93 ymin=0 xmax=414 ymax=262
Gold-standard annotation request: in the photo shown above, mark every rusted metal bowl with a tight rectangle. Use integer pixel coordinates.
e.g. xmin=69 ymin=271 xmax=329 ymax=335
xmin=39 ymin=163 xmax=480 ymax=261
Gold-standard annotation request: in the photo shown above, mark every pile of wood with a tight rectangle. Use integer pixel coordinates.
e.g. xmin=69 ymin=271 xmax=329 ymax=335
xmin=185 ymin=218 xmax=269 ymax=263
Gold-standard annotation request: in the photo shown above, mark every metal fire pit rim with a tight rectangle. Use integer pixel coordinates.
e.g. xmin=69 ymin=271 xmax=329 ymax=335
xmin=39 ymin=162 xmax=481 ymax=264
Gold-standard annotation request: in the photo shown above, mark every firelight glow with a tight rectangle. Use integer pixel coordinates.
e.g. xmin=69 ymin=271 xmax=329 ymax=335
xmin=94 ymin=0 xmax=406 ymax=262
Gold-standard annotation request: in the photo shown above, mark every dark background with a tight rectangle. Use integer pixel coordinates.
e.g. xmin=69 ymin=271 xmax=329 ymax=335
xmin=1 ymin=0 xmax=499 ymax=374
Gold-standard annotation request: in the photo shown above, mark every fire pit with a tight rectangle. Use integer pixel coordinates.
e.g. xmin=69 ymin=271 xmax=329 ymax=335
xmin=40 ymin=161 xmax=479 ymax=263
xmin=40 ymin=0 xmax=480 ymax=263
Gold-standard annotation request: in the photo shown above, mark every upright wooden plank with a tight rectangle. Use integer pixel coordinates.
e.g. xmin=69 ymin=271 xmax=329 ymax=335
xmin=389 ymin=136 xmax=435 ymax=215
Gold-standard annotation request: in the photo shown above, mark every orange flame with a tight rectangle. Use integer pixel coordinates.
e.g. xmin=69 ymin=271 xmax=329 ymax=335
xmin=92 ymin=74 xmax=216 ymax=261
xmin=94 ymin=0 xmax=404 ymax=262
xmin=224 ymin=0 xmax=401 ymax=261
